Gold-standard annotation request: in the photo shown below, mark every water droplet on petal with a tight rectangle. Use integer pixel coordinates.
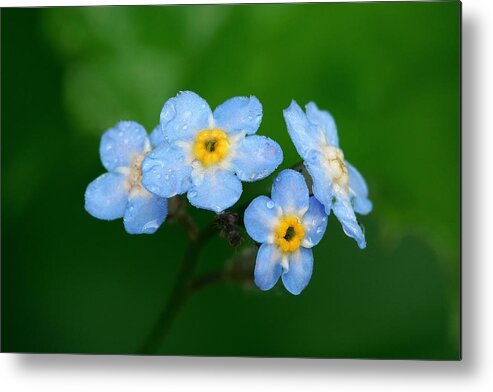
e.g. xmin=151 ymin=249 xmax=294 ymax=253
xmin=143 ymin=219 xmax=159 ymax=232
xmin=189 ymin=190 xmax=197 ymax=198
xmin=266 ymin=201 xmax=274 ymax=209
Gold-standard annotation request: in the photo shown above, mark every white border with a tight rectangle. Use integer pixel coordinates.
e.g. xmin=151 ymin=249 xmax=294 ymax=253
xmin=2 ymin=0 xmax=493 ymax=391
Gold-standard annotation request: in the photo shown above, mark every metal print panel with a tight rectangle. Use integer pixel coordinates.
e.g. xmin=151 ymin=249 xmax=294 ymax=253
xmin=1 ymin=1 xmax=460 ymax=359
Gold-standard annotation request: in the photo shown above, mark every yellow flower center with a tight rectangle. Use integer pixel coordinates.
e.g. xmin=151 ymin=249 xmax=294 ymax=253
xmin=193 ymin=128 xmax=230 ymax=167
xmin=274 ymin=215 xmax=305 ymax=253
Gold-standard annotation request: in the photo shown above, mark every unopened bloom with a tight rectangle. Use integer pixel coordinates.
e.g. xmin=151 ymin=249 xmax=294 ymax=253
xmin=141 ymin=91 xmax=283 ymax=213
xmin=244 ymin=169 xmax=328 ymax=295
xmin=84 ymin=121 xmax=168 ymax=234
xmin=283 ymin=101 xmax=372 ymax=249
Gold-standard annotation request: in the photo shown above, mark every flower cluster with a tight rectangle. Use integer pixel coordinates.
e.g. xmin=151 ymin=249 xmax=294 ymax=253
xmin=85 ymin=92 xmax=372 ymax=295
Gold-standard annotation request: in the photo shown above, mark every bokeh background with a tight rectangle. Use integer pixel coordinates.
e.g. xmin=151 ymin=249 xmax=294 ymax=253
xmin=1 ymin=2 xmax=460 ymax=359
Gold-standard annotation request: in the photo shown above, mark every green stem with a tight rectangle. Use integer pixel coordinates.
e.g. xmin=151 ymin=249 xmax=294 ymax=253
xmin=138 ymin=223 xmax=216 ymax=354
xmin=168 ymin=195 xmax=199 ymax=241
xmin=189 ymin=268 xmax=226 ymax=293
xmin=138 ymin=161 xmax=305 ymax=354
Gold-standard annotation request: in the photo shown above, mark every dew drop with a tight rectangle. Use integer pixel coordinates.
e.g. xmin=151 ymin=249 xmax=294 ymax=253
xmin=143 ymin=219 xmax=159 ymax=231
xmin=189 ymin=190 xmax=197 ymax=198
xmin=266 ymin=201 xmax=274 ymax=209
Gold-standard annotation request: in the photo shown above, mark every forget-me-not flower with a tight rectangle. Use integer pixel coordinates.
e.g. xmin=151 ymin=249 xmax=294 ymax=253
xmin=85 ymin=121 xmax=168 ymax=234
xmin=283 ymin=101 xmax=372 ymax=249
xmin=244 ymin=169 xmax=328 ymax=295
xmin=141 ymin=91 xmax=283 ymax=213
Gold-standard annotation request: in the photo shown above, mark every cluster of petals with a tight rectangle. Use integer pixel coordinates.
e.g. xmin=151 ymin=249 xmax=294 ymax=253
xmin=85 ymin=91 xmax=283 ymax=232
xmin=84 ymin=92 xmax=372 ymax=295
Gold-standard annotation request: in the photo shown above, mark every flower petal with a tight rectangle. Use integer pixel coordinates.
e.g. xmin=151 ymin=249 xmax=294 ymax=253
xmin=347 ymin=161 xmax=372 ymax=215
xmin=149 ymin=124 xmax=166 ymax=148
xmin=271 ymin=169 xmax=309 ymax=216
xmin=305 ymin=102 xmax=339 ymax=148
xmin=282 ymin=247 xmax=314 ymax=295
xmin=244 ymin=196 xmax=279 ymax=243
xmin=99 ymin=121 xmax=148 ymax=171
xmin=123 ymin=191 xmax=168 ymax=234
xmin=85 ymin=172 xmax=129 ymax=220
xmin=141 ymin=144 xmax=192 ymax=198
xmin=254 ymin=243 xmax=282 ymax=291
xmin=160 ymin=91 xmax=212 ymax=143
xmin=305 ymin=153 xmax=334 ymax=215
xmin=213 ymin=96 xmax=262 ymax=135
xmin=187 ymin=168 xmax=242 ymax=213
xmin=332 ymin=196 xmax=366 ymax=249
xmin=301 ymin=197 xmax=328 ymax=248
xmin=232 ymin=135 xmax=283 ymax=182
xmin=283 ymin=100 xmax=322 ymax=160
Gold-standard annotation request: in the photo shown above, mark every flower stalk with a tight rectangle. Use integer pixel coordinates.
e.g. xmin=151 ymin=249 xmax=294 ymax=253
xmin=138 ymin=222 xmax=216 ymax=354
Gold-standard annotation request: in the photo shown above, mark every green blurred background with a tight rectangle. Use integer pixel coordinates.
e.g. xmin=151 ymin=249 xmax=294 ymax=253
xmin=1 ymin=2 xmax=460 ymax=359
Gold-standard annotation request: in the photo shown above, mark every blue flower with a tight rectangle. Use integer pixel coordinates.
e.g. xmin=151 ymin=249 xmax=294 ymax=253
xmin=84 ymin=121 xmax=168 ymax=234
xmin=149 ymin=124 xmax=166 ymax=148
xmin=244 ymin=169 xmax=328 ymax=295
xmin=141 ymin=91 xmax=283 ymax=213
xmin=283 ymin=101 xmax=372 ymax=249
